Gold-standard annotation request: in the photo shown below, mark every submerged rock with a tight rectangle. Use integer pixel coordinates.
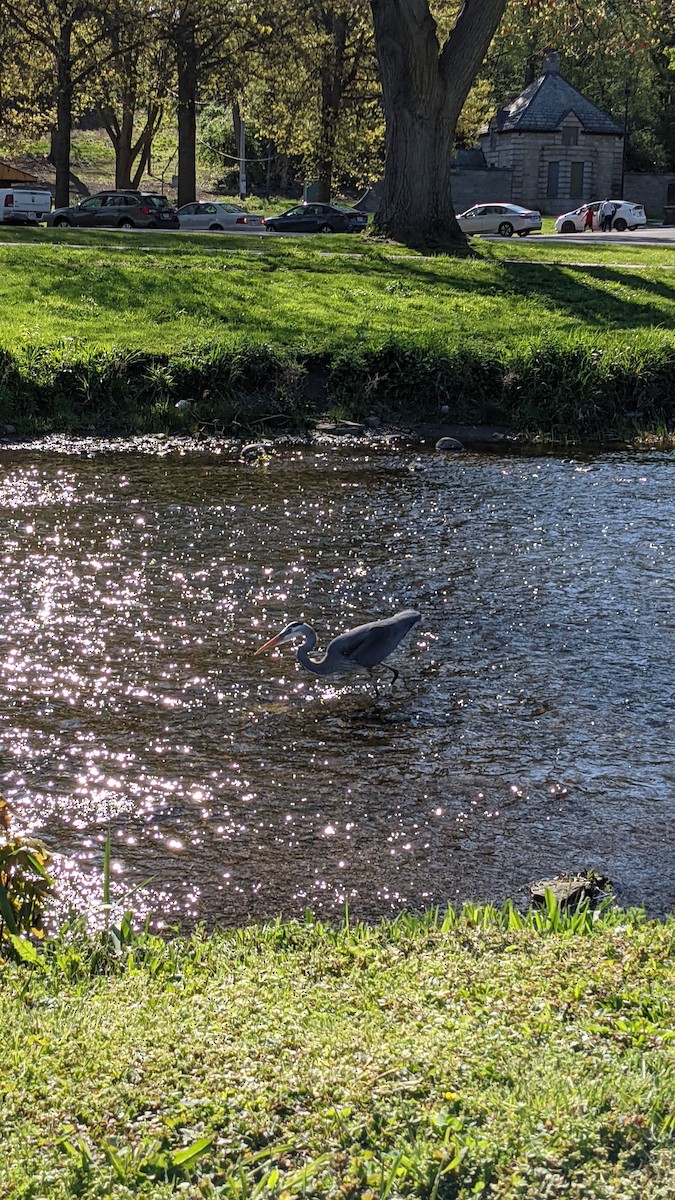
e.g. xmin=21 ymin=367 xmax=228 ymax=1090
xmin=435 ymin=436 xmax=465 ymax=452
xmin=240 ymin=441 xmax=274 ymax=464
xmin=529 ymin=872 xmax=611 ymax=909
xmin=364 ymin=415 xmax=381 ymax=429
xmin=315 ymin=420 xmax=365 ymax=436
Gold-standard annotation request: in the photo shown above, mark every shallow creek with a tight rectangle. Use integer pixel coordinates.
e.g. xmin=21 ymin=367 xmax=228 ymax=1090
xmin=1 ymin=440 xmax=673 ymax=925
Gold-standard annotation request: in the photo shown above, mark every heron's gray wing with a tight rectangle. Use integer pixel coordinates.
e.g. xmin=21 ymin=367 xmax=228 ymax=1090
xmin=329 ymin=610 xmax=420 ymax=669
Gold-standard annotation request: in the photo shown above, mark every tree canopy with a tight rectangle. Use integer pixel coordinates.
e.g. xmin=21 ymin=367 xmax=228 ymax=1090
xmin=0 ymin=0 xmax=673 ymax=233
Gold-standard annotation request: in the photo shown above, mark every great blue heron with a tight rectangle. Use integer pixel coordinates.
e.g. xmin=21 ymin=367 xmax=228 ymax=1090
xmin=255 ymin=609 xmax=421 ymax=682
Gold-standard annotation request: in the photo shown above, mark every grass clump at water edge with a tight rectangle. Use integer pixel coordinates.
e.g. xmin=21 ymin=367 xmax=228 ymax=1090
xmin=1 ymin=337 xmax=674 ymax=442
xmin=1 ymin=901 xmax=674 ymax=1199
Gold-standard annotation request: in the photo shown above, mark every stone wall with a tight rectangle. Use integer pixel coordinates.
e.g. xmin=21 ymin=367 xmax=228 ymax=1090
xmin=623 ymin=173 xmax=675 ymax=218
xmin=359 ymin=166 xmax=675 ymax=221
xmin=359 ymin=171 xmax=514 ymax=216
xmin=450 ymin=168 xmax=513 ymax=211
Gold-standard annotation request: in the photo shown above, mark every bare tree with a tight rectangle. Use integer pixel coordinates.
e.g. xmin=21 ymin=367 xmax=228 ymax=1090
xmin=4 ymin=0 xmax=98 ymax=206
xmin=168 ymin=0 xmax=262 ymax=207
xmin=96 ymin=0 xmax=169 ymax=190
xmin=370 ymin=0 xmax=507 ymax=244
xmin=312 ymin=1 xmax=374 ymax=201
xmin=4 ymin=0 xmax=140 ymax=206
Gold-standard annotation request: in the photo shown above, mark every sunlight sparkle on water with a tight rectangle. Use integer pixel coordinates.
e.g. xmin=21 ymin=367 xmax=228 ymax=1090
xmin=0 ymin=445 xmax=672 ymax=923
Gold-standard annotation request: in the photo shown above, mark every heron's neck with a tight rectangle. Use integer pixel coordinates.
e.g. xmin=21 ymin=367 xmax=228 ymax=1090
xmin=296 ymin=628 xmax=332 ymax=676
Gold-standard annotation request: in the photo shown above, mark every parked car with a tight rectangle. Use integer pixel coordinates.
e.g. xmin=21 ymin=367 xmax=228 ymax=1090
xmin=178 ymin=200 xmax=263 ymax=231
xmin=45 ymin=190 xmax=179 ymax=229
xmin=0 ymin=186 xmax=52 ymax=225
xmin=262 ymin=202 xmax=368 ymax=234
xmin=555 ymin=200 xmax=646 ymax=233
xmin=456 ymin=203 xmax=542 ymax=237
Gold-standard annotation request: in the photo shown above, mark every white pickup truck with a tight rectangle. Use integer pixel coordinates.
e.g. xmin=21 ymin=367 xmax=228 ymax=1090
xmin=0 ymin=186 xmax=52 ymax=225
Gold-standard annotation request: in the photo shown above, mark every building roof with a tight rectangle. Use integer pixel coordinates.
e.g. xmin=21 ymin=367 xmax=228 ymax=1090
xmin=0 ymin=158 xmax=40 ymax=183
xmin=493 ymin=67 xmax=623 ymax=137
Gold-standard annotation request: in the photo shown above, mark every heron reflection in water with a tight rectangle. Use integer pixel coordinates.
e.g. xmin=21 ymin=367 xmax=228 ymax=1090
xmin=255 ymin=609 xmax=421 ymax=684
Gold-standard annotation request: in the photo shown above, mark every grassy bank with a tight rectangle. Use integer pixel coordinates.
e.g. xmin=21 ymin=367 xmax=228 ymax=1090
xmin=0 ymin=230 xmax=674 ymax=440
xmin=1 ymin=905 xmax=673 ymax=1199
xmin=1 ymin=338 xmax=674 ymax=443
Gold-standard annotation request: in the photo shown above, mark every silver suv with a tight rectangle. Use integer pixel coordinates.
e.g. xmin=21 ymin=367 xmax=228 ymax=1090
xmin=46 ymin=190 xmax=179 ymax=229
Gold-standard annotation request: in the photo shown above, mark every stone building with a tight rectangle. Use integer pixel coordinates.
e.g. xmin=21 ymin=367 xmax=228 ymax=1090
xmin=479 ymin=52 xmax=624 ymax=213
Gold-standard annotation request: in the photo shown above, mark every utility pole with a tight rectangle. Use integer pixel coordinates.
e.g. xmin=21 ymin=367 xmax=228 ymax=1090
xmin=265 ymin=141 xmax=273 ymax=199
xmin=620 ymin=83 xmax=631 ymax=197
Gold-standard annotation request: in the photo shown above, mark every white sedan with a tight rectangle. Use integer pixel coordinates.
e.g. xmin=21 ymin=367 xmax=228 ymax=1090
xmin=555 ymin=200 xmax=646 ymax=233
xmin=177 ymin=201 xmax=263 ymax=231
xmin=456 ymin=203 xmax=542 ymax=237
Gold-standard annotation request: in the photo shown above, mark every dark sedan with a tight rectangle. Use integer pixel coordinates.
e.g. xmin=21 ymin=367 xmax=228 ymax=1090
xmin=262 ymin=202 xmax=368 ymax=234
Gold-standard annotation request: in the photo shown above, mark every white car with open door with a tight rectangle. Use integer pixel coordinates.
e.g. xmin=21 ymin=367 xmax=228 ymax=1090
xmin=555 ymin=200 xmax=647 ymax=233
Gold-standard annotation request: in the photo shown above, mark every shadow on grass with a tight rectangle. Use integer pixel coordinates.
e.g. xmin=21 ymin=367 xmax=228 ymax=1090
xmin=496 ymin=261 xmax=675 ymax=329
xmin=348 ymin=255 xmax=675 ymax=332
xmin=4 ymin=239 xmax=675 ymax=347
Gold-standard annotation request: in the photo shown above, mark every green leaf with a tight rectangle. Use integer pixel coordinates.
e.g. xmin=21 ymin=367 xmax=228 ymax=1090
xmin=282 ymin=1153 xmax=331 ymax=1189
xmin=0 ymin=882 xmax=17 ymax=934
xmin=7 ymin=933 xmax=44 ymax=965
xmin=245 ymin=1143 xmax=295 ymax=1166
xmin=103 ymin=824 xmax=112 ymax=914
xmin=381 ymin=1151 xmax=404 ymax=1199
xmin=102 ymin=1142 xmax=127 ymax=1180
xmin=19 ymin=849 xmax=52 ymax=880
xmin=170 ymin=1136 xmax=213 ymax=1168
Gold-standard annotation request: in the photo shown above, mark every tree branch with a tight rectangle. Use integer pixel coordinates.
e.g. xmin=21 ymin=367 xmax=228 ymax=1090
xmin=439 ymin=0 xmax=508 ymax=100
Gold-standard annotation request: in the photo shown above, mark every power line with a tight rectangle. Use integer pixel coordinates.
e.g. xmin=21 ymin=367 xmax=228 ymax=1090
xmin=197 ymin=136 xmax=274 ymax=166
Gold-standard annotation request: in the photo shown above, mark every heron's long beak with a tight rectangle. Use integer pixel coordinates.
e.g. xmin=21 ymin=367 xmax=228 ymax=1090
xmin=254 ymin=632 xmax=285 ymax=656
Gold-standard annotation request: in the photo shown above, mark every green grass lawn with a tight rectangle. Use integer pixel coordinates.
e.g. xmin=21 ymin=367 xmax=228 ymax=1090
xmin=1 ymin=907 xmax=673 ymax=1200
xmin=0 ymin=227 xmax=674 ymax=356
xmin=0 ymin=228 xmax=673 ymax=440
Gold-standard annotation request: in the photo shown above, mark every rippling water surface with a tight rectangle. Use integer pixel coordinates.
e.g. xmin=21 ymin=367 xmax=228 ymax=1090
xmin=1 ymin=442 xmax=673 ymax=924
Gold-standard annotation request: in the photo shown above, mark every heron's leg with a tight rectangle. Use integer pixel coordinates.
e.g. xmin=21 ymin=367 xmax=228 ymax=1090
xmin=384 ymin=665 xmax=399 ymax=685
xmin=367 ymin=668 xmax=380 ymax=696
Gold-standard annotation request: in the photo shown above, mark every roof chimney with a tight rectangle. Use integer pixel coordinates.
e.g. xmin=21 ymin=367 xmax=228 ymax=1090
xmin=542 ymin=49 xmax=560 ymax=75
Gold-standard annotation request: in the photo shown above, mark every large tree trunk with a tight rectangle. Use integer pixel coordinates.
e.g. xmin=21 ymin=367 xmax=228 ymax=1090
xmin=317 ymin=10 xmax=348 ymax=203
xmin=52 ymin=22 xmax=73 ymax=209
xmin=116 ymin=99 xmax=136 ymax=189
xmin=370 ymin=0 xmax=507 ymax=245
xmin=176 ymin=20 xmax=197 ymax=206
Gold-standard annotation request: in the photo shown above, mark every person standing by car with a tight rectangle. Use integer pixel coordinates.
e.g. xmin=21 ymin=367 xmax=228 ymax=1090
xmin=583 ymin=206 xmax=594 ymax=232
xmin=600 ymin=199 xmax=614 ymax=232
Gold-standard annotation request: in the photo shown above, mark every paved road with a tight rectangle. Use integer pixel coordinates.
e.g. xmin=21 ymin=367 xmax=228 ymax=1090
xmin=3 ymin=223 xmax=674 ymax=249
xmin=513 ymin=227 xmax=675 ymax=247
